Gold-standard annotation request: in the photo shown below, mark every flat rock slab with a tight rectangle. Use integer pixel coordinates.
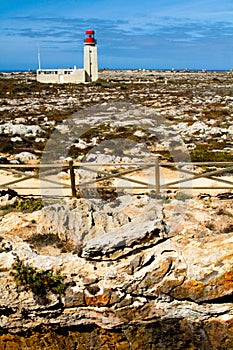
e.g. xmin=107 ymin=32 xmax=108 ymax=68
xmin=38 ymin=195 xmax=167 ymax=259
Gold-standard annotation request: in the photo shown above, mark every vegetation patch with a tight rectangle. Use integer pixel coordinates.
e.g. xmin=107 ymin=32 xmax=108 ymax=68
xmin=0 ymin=198 xmax=43 ymax=215
xmin=91 ymin=79 xmax=116 ymax=89
xmin=190 ymin=144 xmax=233 ymax=163
xmin=0 ymin=138 xmax=14 ymax=154
xmin=15 ymin=198 xmax=43 ymax=212
xmin=12 ymin=258 xmax=67 ymax=297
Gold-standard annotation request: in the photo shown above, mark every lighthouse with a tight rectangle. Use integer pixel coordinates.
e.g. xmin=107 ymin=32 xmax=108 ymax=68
xmin=84 ymin=30 xmax=98 ymax=82
xmin=37 ymin=30 xmax=98 ymax=84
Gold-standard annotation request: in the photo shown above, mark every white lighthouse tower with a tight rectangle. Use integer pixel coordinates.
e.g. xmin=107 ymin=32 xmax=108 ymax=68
xmin=37 ymin=30 xmax=98 ymax=84
xmin=84 ymin=30 xmax=98 ymax=82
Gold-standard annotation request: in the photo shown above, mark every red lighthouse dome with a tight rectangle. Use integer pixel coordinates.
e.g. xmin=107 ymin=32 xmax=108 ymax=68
xmin=85 ymin=30 xmax=96 ymax=45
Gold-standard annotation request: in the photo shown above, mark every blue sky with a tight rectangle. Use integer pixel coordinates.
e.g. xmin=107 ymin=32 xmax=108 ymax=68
xmin=0 ymin=0 xmax=233 ymax=70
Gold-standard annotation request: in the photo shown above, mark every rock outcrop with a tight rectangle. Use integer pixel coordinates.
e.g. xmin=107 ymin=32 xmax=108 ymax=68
xmin=0 ymin=194 xmax=233 ymax=349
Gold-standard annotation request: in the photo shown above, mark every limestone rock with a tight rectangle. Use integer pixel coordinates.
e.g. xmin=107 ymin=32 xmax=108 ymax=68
xmin=15 ymin=152 xmax=37 ymax=161
xmin=0 ymin=123 xmax=42 ymax=137
xmin=0 ymin=195 xmax=233 ymax=349
xmin=38 ymin=196 xmax=167 ymax=259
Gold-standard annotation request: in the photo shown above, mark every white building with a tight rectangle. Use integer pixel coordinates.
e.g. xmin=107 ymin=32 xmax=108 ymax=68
xmin=37 ymin=30 xmax=98 ymax=84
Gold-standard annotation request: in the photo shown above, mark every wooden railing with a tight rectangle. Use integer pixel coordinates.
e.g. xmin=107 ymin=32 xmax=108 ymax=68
xmin=0 ymin=161 xmax=233 ymax=197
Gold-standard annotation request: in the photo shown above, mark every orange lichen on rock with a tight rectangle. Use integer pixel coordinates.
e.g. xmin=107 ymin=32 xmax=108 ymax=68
xmin=172 ymin=270 xmax=233 ymax=302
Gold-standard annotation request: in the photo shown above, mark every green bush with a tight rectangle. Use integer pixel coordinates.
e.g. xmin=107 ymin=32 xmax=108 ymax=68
xmin=1 ymin=198 xmax=43 ymax=215
xmin=15 ymin=198 xmax=43 ymax=212
xmin=12 ymin=258 xmax=67 ymax=297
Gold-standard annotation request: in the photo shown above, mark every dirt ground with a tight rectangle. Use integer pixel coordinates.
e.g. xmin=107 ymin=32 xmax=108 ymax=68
xmin=1 ymin=164 xmax=232 ymax=198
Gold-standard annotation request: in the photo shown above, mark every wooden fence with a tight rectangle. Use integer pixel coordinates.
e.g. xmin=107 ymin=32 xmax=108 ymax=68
xmin=0 ymin=160 xmax=233 ymax=197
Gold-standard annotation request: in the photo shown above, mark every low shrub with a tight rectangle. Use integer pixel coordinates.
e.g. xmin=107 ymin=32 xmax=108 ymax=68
xmin=0 ymin=198 xmax=43 ymax=215
xmin=12 ymin=258 xmax=67 ymax=297
xmin=15 ymin=198 xmax=43 ymax=212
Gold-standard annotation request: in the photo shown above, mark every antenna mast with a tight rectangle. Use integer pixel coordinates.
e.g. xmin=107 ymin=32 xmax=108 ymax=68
xmin=37 ymin=45 xmax=41 ymax=70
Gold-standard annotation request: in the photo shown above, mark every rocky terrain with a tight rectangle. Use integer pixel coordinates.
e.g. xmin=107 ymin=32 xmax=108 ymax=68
xmin=0 ymin=70 xmax=232 ymax=163
xmin=0 ymin=70 xmax=233 ymax=349
xmin=0 ymin=193 xmax=233 ymax=349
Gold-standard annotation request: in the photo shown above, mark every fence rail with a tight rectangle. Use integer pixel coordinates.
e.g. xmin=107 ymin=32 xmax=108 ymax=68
xmin=0 ymin=160 xmax=233 ymax=197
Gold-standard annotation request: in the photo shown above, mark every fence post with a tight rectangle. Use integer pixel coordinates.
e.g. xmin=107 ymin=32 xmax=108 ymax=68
xmin=69 ymin=160 xmax=77 ymax=197
xmin=155 ymin=157 xmax=160 ymax=196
